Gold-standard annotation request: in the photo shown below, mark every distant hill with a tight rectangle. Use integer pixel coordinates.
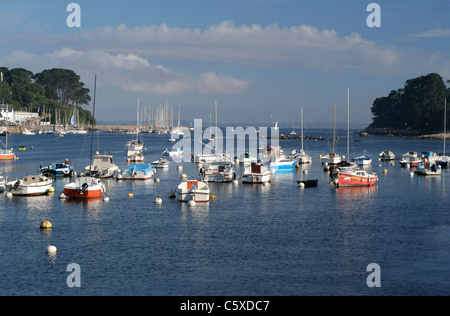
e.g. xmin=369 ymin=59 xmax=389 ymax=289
xmin=366 ymin=73 xmax=450 ymax=135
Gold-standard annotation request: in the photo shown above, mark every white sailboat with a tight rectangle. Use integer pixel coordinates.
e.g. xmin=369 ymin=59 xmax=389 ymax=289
xmin=126 ymin=97 xmax=145 ymax=161
xmin=0 ymin=114 xmax=15 ymax=160
xmin=289 ymin=107 xmax=311 ymax=164
xmin=437 ymin=98 xmax=449 ymax=168
xmin=321 ymin=104 xmax=341 ymax=166
xmin=64 ymin=75 xmax=106 ymax=200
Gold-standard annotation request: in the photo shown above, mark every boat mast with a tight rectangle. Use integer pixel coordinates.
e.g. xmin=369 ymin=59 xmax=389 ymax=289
xmin=444 ymin=98 xmax=447 ymax=155
xmin=90 ymin=75 xmax=97 ymax=170
xmin=347 ymin=88 xmax=350 ymax=161
xmin=333 ymin=104 xmax=336 ymax=154
xmin=215 ymin=100 xmax=218 ymax=152
xmin=301 ymin=107 xmax=304 ymax=151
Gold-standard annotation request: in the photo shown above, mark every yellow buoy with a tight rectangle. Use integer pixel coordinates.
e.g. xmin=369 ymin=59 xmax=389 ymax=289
xmin=128 ymin=193 xmax=134 ymax=197
xmin=318 ymin=155 xmax=323 ymax=159
xmin=49 ymin=187 xmax=55 ymax=194
xmin=40 ymin=220 xmax=52 ymax=229
xmin=382 ymin=168 xmax=388 ymax=174
xmin=209 ymin=194 xmax=216 ymax=200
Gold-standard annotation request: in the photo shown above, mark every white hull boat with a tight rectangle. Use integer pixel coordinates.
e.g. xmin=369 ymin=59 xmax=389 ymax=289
xmin=6 ymin=175 xmax=53 ymax=196
xmin=176 ymin=180 xmax=211 ymax=202
xmin=241 ymin=163 xmax=272 ymax=184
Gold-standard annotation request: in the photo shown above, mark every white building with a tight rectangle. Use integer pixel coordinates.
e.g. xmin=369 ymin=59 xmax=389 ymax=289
xmin=0 ymin=104 xmax=39 ymax=124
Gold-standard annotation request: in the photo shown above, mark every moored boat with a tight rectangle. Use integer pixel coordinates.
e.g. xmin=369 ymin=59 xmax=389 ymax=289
xmin=353 ymin=154 xmax=372 ymax=166
xmin=163 ymin=148 xmax=183 ymax=157
xmin=176 ymin=179 xmax=211 ymax=202
xmin=379 ymin=150 xmax=395 ymax=161
xmin=399 ymin=152 xmax=421 ymax=167
xmin=332 ymin=168 xmax=378 ymax=188
xmin=64 ymin=75 xmax=106 ymax=200
xmin=127 ymin=151 xmax=144 ymax=162
xmin=270 ymin=158 xmax=298 ymax=172
xmin=200 ymin=160 xmax=235 ymax=182
xmin=436 ymin=155 xmax=449 ymax=169
xmin=64 ymin=176 xmax=106 ymax=199
xmin=118 ymin=164 xmax=155 ymax=180
xmin=0 ymin=149 xmax=15 ymax=160
xmin=241 ymin=162 xmax=272 ymax=184
xmin=151 ymin=158 xmax=170 ymax=168
xmin=414 ymin=161 xmax=441 ymax=176
xmin=6 ymin=175 xmax=53 ymax=196
xmin=40 ymin=161 xmax=75 ymax=178
xmin=84 ymin=154 xmax=120 ymax=178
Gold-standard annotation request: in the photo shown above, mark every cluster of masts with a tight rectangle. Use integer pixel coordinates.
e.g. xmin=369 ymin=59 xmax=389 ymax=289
xmin=131 ymin=98 xmax=182 ymax=134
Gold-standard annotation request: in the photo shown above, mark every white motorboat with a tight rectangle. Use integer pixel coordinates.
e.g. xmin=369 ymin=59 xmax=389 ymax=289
xmin=163 ymin=148 xmax=183 ymax=157
xmin=353 ymin=155 xmax=372 ymax=166
xmin=241 ymin=163 xmax=272 ymax=184
xmin=399 ymin=152 xmax=421 ymax=168
xmin=379 ymin=150 xmax=395 ymax=161
xmin=200 ymin=161 xmax=235 ymax=182
xmin=176 ymin=179 xmax=211 ymax=202
xmin=84 ymin=154 xmax=120 ymax=178
xmin=6 ymin=175 xmax=53 ymax=196
xmin=151 ymin=158 xmax=170 ymax=168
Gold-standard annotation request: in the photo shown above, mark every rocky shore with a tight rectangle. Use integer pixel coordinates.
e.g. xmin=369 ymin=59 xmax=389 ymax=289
xmin=415 ymin=133 xmax=448 ymax=140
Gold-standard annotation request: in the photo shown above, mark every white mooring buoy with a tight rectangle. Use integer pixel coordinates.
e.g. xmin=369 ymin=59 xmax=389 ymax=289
xmin=47 ymin=245 xmax=57 ymax=253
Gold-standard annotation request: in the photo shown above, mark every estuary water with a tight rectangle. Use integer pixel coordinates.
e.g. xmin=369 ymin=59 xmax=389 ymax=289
xmin=0 ymin=128 xmax=449 ymax=296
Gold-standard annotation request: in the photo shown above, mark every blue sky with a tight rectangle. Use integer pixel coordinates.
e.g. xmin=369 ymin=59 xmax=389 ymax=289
xmin=1 ymin=0 xmax=449 ymax=126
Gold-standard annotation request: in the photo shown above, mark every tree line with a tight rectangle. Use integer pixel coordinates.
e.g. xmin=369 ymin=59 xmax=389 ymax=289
xmin=0 ymin=67 xmax=95 ymax=125
xmin=368 ymin=73 xmax=450 ymax=134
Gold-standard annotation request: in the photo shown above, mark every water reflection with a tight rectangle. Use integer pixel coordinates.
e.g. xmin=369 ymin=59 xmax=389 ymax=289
xmin=334 ymin=186 xmax=378 ymax=211
xmin=62 ymin=197 xmax=104 ymax=221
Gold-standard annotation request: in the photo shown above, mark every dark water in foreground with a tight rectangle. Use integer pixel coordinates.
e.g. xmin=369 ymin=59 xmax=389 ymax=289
xmin=0 ymin=128 xmax=449 ymax=296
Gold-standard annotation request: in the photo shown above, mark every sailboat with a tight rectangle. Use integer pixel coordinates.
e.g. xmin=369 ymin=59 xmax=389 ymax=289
xmin=289 ymin=107 xmax=311 ymax=164
xmin=207 ymin=112 xmax=214 ymax=141
xmin=126 ymin=97 xmax=145 ymax=162
xmin=290 ymin=120 xmax=297 ymax=135
xmin=320 ymin=104 xmax=341 ymax=166
xmin=193 ymin=100 xmax=224 ymax=163
xmin=0 ymin=114 xmax=15 ymax=160
xmin=64 ymin=75 xmax=106 ymax=199
xmin=437 ymin=98 xmax=449 ymax=168
xmin=331 ymin=88 xmax=378 ymax=188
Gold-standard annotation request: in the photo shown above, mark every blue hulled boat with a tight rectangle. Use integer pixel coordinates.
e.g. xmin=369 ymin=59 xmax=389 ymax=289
xmin=40 ymin=162 xmax=75 ymax=178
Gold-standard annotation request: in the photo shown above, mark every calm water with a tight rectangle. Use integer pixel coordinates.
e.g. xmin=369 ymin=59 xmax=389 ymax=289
xmin=0 ymin=128 xmax=449 ymax=296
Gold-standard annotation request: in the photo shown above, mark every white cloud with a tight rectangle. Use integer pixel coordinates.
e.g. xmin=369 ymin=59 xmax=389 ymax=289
xmin=76 ymin=21 xmax=401 ymax=73
xmin=413 ymin=28 xmax=450 ymax=38
xmin=0 ymin=48 xmax=251 ymax=95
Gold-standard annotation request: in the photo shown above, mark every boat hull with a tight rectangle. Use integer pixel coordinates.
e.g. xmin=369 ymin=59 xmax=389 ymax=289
xmin=63 ymin=177 xmax=106 ymax=199
xmin=64 ymin=188 xmax=105 ymax=199
xmin=176 ymin=191 xmax=210 ymax=202
xmin=334 ymin=173 xmax=378 ymax=187
xmin=241 ymin=173 xmax=271 ymax=184
xmin=8 ymin=185 xmax=52 ymax=196
xmin=6 ymin=175 xmax=53 ymax=196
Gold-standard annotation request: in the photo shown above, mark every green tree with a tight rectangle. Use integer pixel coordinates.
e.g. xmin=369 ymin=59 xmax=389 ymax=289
xmin=369 ymin=73 xmax=448 ymax=133
xmin=34 ymin=68 xmax=91 ymax=108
